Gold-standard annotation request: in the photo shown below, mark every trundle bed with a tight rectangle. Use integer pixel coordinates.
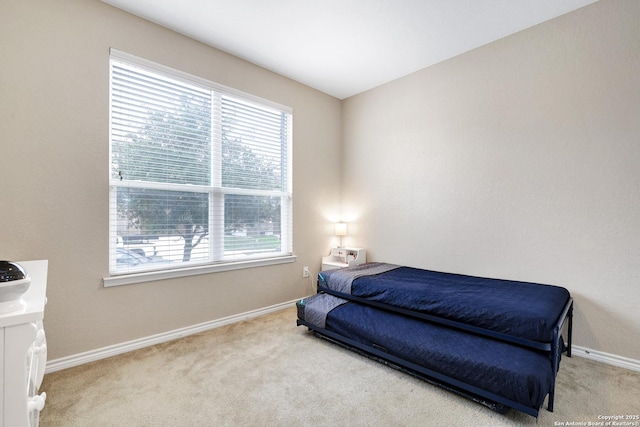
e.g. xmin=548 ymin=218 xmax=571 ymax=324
xmin=296 ymin=263 xmax=573 ymax=417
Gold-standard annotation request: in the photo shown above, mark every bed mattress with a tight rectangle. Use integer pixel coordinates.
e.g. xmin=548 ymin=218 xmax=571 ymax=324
xmin=298 ymin=293 xmax=554 ymax=413
xmin=318 ymin=263 xmax=571 ymax=343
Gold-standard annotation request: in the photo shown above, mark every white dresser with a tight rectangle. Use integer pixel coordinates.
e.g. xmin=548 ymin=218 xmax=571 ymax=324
xmin=0 ymin=260 xmax=48 ymax=427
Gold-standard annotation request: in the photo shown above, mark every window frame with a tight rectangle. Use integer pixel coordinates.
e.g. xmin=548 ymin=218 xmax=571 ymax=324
xmin=105 ymin=49 xmax=294 ymax=287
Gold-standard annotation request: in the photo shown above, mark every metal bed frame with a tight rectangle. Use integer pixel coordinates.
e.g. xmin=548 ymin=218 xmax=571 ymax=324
xmin=298 ymin=294 xmax=573 ymax=417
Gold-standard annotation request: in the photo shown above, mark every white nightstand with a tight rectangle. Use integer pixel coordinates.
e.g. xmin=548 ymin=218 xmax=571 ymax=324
xmin=321 ymin=248 xmax=366 ymax=271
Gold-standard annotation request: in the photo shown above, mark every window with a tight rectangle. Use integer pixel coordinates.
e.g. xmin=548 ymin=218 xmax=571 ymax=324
xmin=108 ymin=50 xmax=292 ymax=282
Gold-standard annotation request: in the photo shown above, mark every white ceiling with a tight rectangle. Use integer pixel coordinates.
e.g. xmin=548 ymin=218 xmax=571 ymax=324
xmin=101 ymin=0 xmax=597 ymax=99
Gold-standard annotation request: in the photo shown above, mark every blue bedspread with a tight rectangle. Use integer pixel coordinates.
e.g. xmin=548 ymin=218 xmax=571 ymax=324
xmin=319 ymin=265 xmax=570 ymax=343
xmin=323 ymin=300 xmax=554 ymax=411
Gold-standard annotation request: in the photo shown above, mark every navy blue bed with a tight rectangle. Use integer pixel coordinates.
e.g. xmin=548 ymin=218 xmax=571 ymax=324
xmin=318 ymin=263 xmax=572 ymax=350
xmin=297 ymin=294 xmax=554 ymax=416
xmin=297 ymin=263 xmax=574 ymax=417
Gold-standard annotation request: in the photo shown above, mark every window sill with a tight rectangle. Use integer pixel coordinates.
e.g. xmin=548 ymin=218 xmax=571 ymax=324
xmin=103 ymin=255 xmax=297 ymax=287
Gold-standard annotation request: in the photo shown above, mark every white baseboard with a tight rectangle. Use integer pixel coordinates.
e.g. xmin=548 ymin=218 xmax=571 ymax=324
xmin=572 ymin=345 xmax=640 ymax=372
xmin=45 ymin=299 xmax=299 ymax=373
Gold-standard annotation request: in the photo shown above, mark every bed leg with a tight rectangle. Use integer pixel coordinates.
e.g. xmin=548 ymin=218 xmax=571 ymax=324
xmin=548 ymin=352 xmax=556 ymax=412
xmin=567 ymin=302 xmax=573 ymax=357
xmin=548 ymin=327 xmax=561 ymax=412
xmin=548 ymin=371 xmax=556 ymax=412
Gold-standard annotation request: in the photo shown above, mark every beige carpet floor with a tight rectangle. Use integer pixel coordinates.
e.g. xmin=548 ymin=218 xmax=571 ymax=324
xmin=40 ymin=307 xmax=640 ymax=427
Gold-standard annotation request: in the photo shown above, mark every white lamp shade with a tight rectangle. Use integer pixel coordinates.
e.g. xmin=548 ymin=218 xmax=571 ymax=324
xmin=335 ymin=222 xmax=348 ymax=236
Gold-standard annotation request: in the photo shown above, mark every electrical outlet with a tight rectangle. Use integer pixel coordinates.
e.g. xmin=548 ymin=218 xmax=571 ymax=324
xmin=303 ymin=266 xmax=310 ymax=278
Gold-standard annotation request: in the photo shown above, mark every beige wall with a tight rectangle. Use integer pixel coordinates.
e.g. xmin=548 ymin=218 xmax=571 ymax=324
xmin=342 ymin=0 xmax=640 ymax=360
xmin=1 ymin=0 xmax=342 ymax=360
xmin=3 ymin=0 xmax=639 ymax=364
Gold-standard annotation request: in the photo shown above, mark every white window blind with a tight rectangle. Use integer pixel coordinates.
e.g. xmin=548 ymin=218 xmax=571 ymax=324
xmin=109 ymin=50 xmax=292 ymax=277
